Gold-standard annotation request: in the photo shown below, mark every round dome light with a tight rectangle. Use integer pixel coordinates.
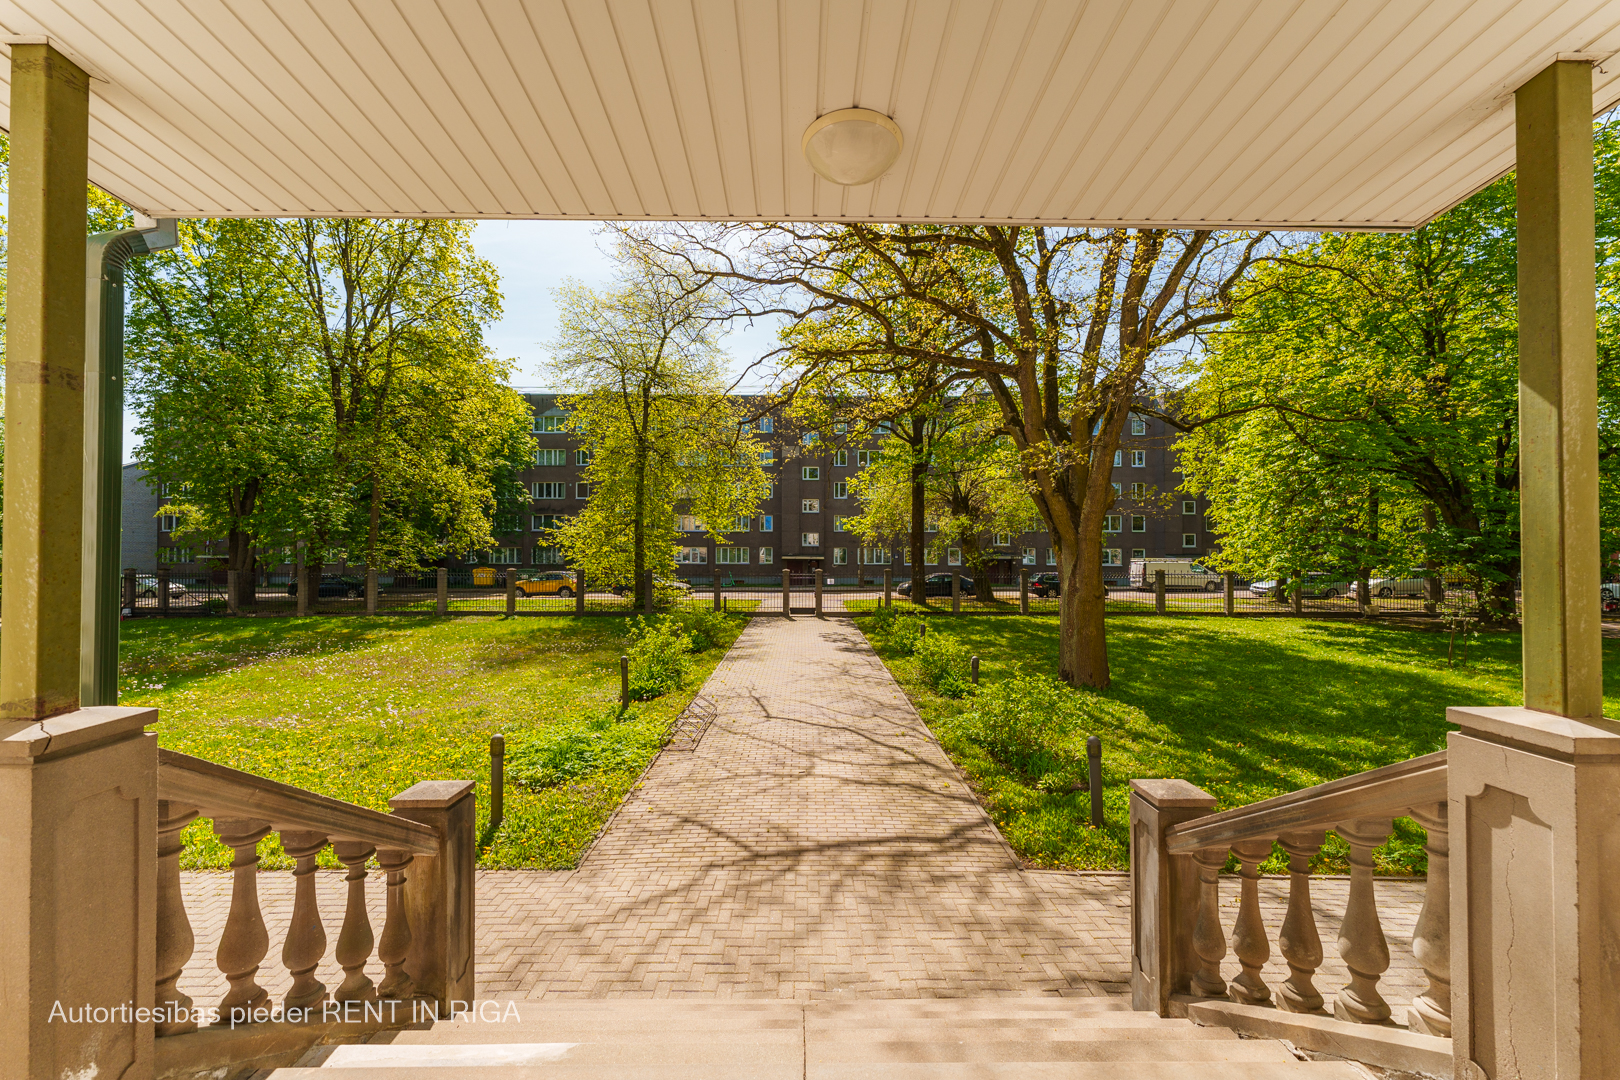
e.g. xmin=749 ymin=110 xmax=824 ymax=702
xmin=801 ymin=108 xmax=904 ymax=186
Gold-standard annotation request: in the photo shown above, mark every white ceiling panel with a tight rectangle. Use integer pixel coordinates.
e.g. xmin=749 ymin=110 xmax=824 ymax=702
xmin=0 ymin=0 xmax=1617 ymax=229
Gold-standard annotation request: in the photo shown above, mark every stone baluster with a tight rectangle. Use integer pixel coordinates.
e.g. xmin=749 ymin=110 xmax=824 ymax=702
xmin=1333 ymin=818 xmax=1395 ymax=1023
xmin=1228 ymin=838 xmax=1274 ymax=1004
xmin=1190 ymin=846 xmax=1229 ymax=997
xmin=213 ymin=818 xmax=273 ymax=1022
xmin=1275 ymin=830 xmax=1327 ymax=1013
xmin=280 ymin=830 xmax=330 ymax=1011
xmin=156 ymin=801 xmax=200 ymax=1036
xmin=333 ymin=840 xmax=378 ymax=1001
xmin=376 ymin=848 xmax=415 ymax=1000
xmin=1406 ymin=803 xmax=1451 ymax=1037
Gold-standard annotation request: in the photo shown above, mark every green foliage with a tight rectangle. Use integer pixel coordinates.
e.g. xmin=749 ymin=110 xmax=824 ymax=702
xmin=913 ymin=631 xmax=974 ymax=698
xmin=626 ymin=616 xmax=694 ymax=700
xmin=949 ymin=674 xmax=1135 ymax=791
xmin=505 ymin=704 xmax=662 ymax=788
xmin=660 ymin=605 xmax=738 ymax=653
xmin=871 ymin=610 xmax=925 ymax=655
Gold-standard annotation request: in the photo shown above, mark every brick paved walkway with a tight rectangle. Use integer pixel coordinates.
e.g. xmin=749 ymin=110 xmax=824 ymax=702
xmin=177 ymin=616 xmax=1428 ymax=1010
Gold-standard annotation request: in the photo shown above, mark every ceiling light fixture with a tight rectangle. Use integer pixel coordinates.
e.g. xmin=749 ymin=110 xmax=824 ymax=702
xmin=801 ymin=109 xmax=904 ymax=186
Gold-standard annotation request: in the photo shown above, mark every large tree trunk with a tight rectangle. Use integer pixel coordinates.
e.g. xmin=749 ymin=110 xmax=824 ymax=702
xmin=1057 ymin=541 xmax=1110 ymax=688
xmin=226 ymin=527 xmax=255 ymax=608
xmin=633 ymin=444 xmax=648 ymax=608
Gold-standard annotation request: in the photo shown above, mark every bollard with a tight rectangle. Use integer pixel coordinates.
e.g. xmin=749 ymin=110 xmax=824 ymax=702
xmin=952 ymin=570 xmax=961 ymax=614
xmin=919 ymin=622 xmax=927 ymax=639
xmin=1019 ymin=568 xmax=1030 ymax=615
xmin=620 ymin=655 xmax=630 ymax=707
xmin=437 ymin=566 xmax=448 ymax=615
xmin=884 ymin=568 xmax=893 ymax=608
xmin=489 ymin=734 xmax=505 ymax=833
xmin=1087 ymin=735 xmax=1103 ymax=828
xmin=971 ymin=655 xmax=980 ymax=685
xmin=1154 ymin=570 xmax=1166 ymax=615
xmin=576 ymin=566 xmax=587 ymax=615
xmin=506 ymin=570 xmax=517 ymax=616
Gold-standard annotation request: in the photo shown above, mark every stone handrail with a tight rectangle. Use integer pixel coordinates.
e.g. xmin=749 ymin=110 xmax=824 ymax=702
xmin=153 ymin=750 xmax=475 ymax=1076
xmin=1130 ymin=751 xmax=1450 ymax=1066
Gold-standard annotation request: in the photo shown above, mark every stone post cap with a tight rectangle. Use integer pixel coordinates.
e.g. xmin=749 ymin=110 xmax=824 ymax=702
xmin=1129 ymin=778 xmax=1216 ymax=809
xmin=389 ymin=779 xmax=476 ymax=809
xmin=0 ymin=705 xmax=158 ymax=760
xmin=1447 ymin=705 xmax=1620 ymax=758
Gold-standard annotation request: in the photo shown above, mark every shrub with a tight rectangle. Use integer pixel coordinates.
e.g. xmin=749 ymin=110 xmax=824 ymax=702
xmin=914 ymin=631 xmax=973 ymax=698
xmin=881 ymin=614 xmax=926 ymax=656
xmin=626 ymin=616 xmax=693 ymax=699
xmin=866 ymin=604 xmax=900 ymax=636
xmin=661 ymin=605 xmax=735 ymax=653
xmin=952 ymin=674 xmax=1145 ymax=791
xmin=506 ymin=705 xmax=657 ymax=788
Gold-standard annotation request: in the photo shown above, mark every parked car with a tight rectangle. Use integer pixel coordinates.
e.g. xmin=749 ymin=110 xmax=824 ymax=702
xmin=286 ymin=574 xmax=366 ymax=599
xmin=1602 ymin=581 xmax=1620 ymax=603
xmin=1350 ymin=573 xmax=1433 ymax=599
xmin=133 ymin=574 xmax=188 ymax=599
xmin=1250 ymin=573 xmax=1355 ymax=601
xmin=1604 ymin=587 xmax=1620 ymax=615
xmin=897 ymin=572 xmax=974 ymax=598
xmin=1131 ymin=558 xmax=1223 ymax=591
xmin=1030 ymin=572 xmax=1061 ymax=598
xmin=516 ymin=570 xmax=576 ymax=597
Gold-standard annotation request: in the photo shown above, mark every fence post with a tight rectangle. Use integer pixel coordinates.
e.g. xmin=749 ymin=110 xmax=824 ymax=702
xmin=437 ymin=567 xmax=448 ymax=615
xmin=952 ymin=570 xmax=962 ymax=615
xmin=1425 ymin=573 xmax=1442 ymax=615
xmin=122 ymin=567 xmax=137 ymax=615
xmin=643 ymin=570 xmax=654 ymax=615
xmin=1224 ymin=571 xmax=1235 ymax=616
xmin=1292 ymin=582 xmax=1304 ymax=614
xmin=388 ymin=780 xmax=477 ymax=1011
xmin=488 ymin=735 xmax=504 ymax=833
xmin=815 ymin=571 xmax=824 ymax=617
xmin=971 ymin=655 xmax=980 ymax=685
xmin=620 ymin=655 xmax=630 ymax=706
xmin=227 ymin=569 xmax=241 ymax=615
xmin=884 ymin=568 xmax=893 ymax=608
xmin=713 ymin=572 xmax=722 ymax=613
xmin=158 ymin=568 xmax=171 ymax=616
xmin=1019 ymin=568 xmax=1030 ymax=615
xmin=1129 ymin=779 xmax=1217 ymax=1014
xmin=505 ymin=570 xmax=516 ymax=616
xmin=366 ymin=568 xmax=379 ymax=615
xmin=576 ymin=566 xmax=587 ymax=614
xmin=782 ymin=569 xmax=792 ymax=618
xmin=1154 ymin=570 xmax=1166 ymax=615
xmin=1087 ymin=736 xmax=1104 ymax=827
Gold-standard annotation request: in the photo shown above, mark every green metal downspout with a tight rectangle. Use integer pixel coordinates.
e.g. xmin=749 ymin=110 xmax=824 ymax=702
xmin=80 ymin=220 xmax=175 ymax=706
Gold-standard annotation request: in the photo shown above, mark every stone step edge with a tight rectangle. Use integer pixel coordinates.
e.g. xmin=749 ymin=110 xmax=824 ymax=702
xmin=1173 ymin=995 xmax=1452 ymax=1077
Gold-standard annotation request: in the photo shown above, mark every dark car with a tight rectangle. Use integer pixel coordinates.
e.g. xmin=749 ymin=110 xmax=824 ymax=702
xmin=896 ymin=572 xmax=973 ymax=598
xmin=1030 ymin=572 xmax=1061 ymax=598
xmin=286 ymin=574 xmax=366 ymax=599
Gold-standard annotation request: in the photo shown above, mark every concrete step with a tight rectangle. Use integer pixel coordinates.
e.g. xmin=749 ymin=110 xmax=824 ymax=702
xmin=276 ymin=1064 xmax=1360 ymax=1080
xmin=807 ymin=1038 xmax=1303 ymax=1064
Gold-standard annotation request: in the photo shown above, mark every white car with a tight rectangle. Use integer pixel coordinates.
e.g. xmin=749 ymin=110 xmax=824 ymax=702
xmin=1354 ymin=574 xmax=1431 ymax=599
xmin=134 ymin=574 xmax=189 ymax=599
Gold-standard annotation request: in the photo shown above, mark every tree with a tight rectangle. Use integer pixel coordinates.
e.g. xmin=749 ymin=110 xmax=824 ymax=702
xmin=547 ymin=247 xmax=769 ymax=604
xmin=625 ymin=222 xmax=1267 ymax=688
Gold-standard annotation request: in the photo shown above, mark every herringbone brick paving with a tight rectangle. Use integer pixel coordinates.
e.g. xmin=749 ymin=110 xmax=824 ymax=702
xmin=177 ymin=616 xmax=1427 ymax=1010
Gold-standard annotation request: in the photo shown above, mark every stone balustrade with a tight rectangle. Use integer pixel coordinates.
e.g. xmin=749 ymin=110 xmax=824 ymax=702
xmin=1130 ymin=752 xmax=1451 ymax=1073
xmin=152 ymin=750 xmax=475 ymax=1077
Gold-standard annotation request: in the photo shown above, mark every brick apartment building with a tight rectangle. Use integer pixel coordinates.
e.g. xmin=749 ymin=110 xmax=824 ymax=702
xmin=131 ymin=392 xmax=1211 ymax=582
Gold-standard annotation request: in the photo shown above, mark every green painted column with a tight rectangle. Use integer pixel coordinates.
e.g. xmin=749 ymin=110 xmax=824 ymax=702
xmin=2 ymin=44 xmax=90 ymax=725
xmin=1517 ymin=60 xmax=1602 ymax=719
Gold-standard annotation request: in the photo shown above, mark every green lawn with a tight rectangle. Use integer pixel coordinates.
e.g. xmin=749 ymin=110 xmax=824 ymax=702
xmin=117 ymin=611 xmax=744 ymax=870
xmin=859 ymin=614 xmax=1620 ymax=875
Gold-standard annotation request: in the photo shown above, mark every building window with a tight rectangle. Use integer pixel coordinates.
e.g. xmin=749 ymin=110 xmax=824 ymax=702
xmin=534 ymin=448 xmax=567 ymax=466
xmin=1183 ymin=533 xmax=1198 ymax=548
xmin=833 ymin=449 xmax=848 ymax=467
xmin=728 ymin=516 xmax=751 ymax=533
xmin=802 ymin=466 xmax=820 ymax=481
xmin=925 ymin=519 xmax=938 ymax=533
xmin=802 ymin=431 xmax=818 ymax=447
xmin=1103 ymin=548 xmax=1123 ymax=566
xmin=861 ymin=548 xmax=892 ymax=565
xmin=1131 ymin=482 xmax=1146 ymax=498
xmin=716 ymin=546 xmax=749 ymax=565
xmin=832 ymin=547 xmax=848 ymax=565
xmin=1104 ymin=514 xmax=1122 ymax=532
xmin=490 ymin=547 xmax=520 ymax=565
xmin=1047 ymin=548 xmax=1057 ymax=565
xmin=1132 ymin=548 xmax=1146 ymax=560
xmin=536 ymin=413 xmax=567 ymax=432
xmin=1131 ymin=415 xmax=1147 ymax=435
xmin=156 ymin=547 xmax=193 ymax=564
xmin=1029 ymin=517 xmax=1045 ymax=533
xmin=856 ymin=450 xmax=874 ymax=467
xmin=1183 ymin=500 xmax=1197 ymax=515
xmin=834 ymin=422 xmax=847 ymax=434
xmin=948 ymin=548 xmax=962 ymax=566
xmin=533 ymin=514 xmax=565 ymax=532
xmin=759 ymin=449 xmax=775 ymax=464
xmin=533 ymin=482 xmax=567 ymax=500
xmin=678 ymin=547 xmax=708 ymax=564
xmin=1131 ymin=450 xmax=1146 ymax=467
xmin=760 ymin=515 xmax=774 ymax=532
xmin=1131 ymin=515 xmax=1146 ymax=532
xmin=758 ymin=416 xmax=774 ymax=433
xmin=532 ymin=546 xmax=563 ymax=565
xmin=575 ymin=483 xmax=590 ymax=499
xmin=903 ymin=550 xmax=912 ymax=565
xmin=833 ymin=482 xmax=848 ymax=499
xmin=678 ymin=515 xmax=703 ymax=532
xmin=1114 ymin=450 xmax=1123 ymax=467
xmin=575 ymin=449 xmax=591 ymax=465
xmin=833 ymin=516 xmax=849 ymax=532
xmin=1023 ymin=547 xmax=1036 ymax=565
xmin=875 ymin=420 xmax=893 ymax=434
xmin=801 ymin=499 xmax=820 ymax=514
xmin=1112 ymin=482 xmax=1122 ymax=498
xmin=801 ymin=532 xmax=821 ymax=548
xmin=160 ymin=514 xmax=178 ymax=532
xmin=758 ymin=546 xmax=773 ymax=564
xmin=994 ymin=532 xmax=1010 ymax=545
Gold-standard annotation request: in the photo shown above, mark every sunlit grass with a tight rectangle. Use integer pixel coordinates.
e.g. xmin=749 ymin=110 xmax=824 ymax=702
xmin=863 ymin=615 xmax=1619 ymax=875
